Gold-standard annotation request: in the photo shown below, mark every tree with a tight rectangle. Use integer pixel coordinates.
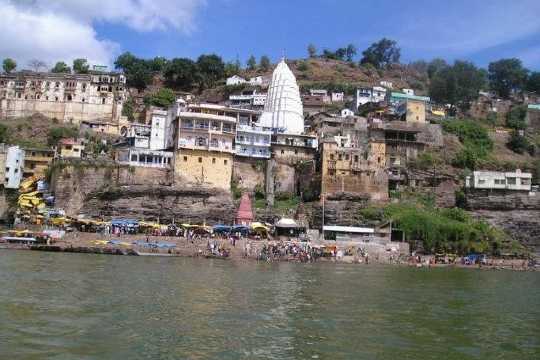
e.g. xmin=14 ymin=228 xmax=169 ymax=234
xmin=47 ymin=127 xmax=79 ymax=146
xmin=488 ymin=58 xmax=528 ymax=98
xmin=115 ymin=52 xmax=152 ymax=89
xmin=505 ymin=105 xmax=527 ymax=130
xmin=51 ymin=61 xmax=71 ymax=73
xmin=147 ymin=57 xmax=169 ymax=72
xmin=526 ymin=72 xmax=540 ymax=94
xmin=73 ymin=58 xmax=89 ymax=74
xmin=429 ymin=60 xmax=485 ymax=110
xmin=427 ymin=58 xmax=448 ymax=79
xmin=0 ymin=123 xmax=9 ymax=143
xmin=122 ymin=96 xmax=135 ymax=121
xmin=2 ymin=58 xmax=16 ymax=73
xmin=307 ymin=44 xmax=317 ymax=58
xmin=164 ymin=58 xmax=197 ymax=90
xmin=246 ymin=55 xmax=257 ymax=71
xmin=28 ymin=59 xmax=47 ymax=72
xmin=224 ymin=61 xmax=240 ymax=78
xmin=259 ymin=55 xmax=271 ymax=71
xmin=360 ymin=38 xmax=400 ymax=68
xmin=506 ymin=131 xmax=532 ymax=155
xmin=345 ymin=44 xmax=357 ymax=62
xmin=144 ymin=88 xmax=176 ymax=108
xmin=196 ymin=54 xmax=225 ymax=89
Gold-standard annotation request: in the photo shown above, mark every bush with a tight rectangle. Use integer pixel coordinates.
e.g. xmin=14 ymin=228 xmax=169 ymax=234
xmin=0 ymin=124 xmax=8 ymax=143
xmin=254 ymin=183 xmax=265 ymax=200
xmin=144 ymin=88 xmax=175 ymax=108
xmin=47 ymin=126 xmax=78 ymax=146
xmin=443 ymin=119 xmax=493 ymax=169
xmin=506 ymin=105 xmax=527 ymax=130
xmin=506 ymin=131 xmax=533 ymax=155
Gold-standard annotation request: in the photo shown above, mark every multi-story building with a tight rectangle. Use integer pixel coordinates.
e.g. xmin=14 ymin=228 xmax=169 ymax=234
xmin=229 ymin=90 xmax=267 ymax=110
xmin=0 ymin=70 xmax=126 ymax=124
xmin=5 ymin=146 xmax=25 ymax=189
xmin=58 ymin=138 xmax=84 ymax=158
xmin=174 ymin=104 xmax=237 ymax=190
xmin=22 ymin=148 xmax=55 ymax=179
xmin=466 ymin=170 xmax=532 ymax=192
xmin=354 ymin=86 xmax=387 ymax=110
xmin=389 ymin=92 xmax=430 ymax=123
xmin=235 ymin=125 xmax=272 ymax=159
xmin=116 ymin=148 xmax=173 ymax=169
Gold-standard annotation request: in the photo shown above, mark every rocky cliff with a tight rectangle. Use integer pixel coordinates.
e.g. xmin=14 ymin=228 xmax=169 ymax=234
xmin=51 ymin=162 xmax=235 ymax=224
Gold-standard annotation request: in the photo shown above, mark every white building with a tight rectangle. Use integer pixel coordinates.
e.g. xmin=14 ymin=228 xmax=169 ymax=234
xmin=380 ymin=80 xmax=393 ymax=89
xmin=402 ymin=88 xmax=415 ymax=96
xmin=353 ymin=86 xmax=387 ymax=110
xmin=149 ymin=100 xmax=184 ymax=151
xmin=229 ymin=90 xmax=267 ymax=109
xmin=331 ymin=92 xmax=344 ymax=103
xmin=249 ymin=76 xmax=264 ymax=86
xmin=341 ymin=108 xmax=355 ymax=117
xmin=5 ymin=146 xmax=25 ymax=189
xmin=116 ymin=148 xmax=173 ymax=169
xmin=259 ymin=59 xmax=304 ymax=134
xmin=226 ymin=75 xmax=246 ymax=86
xmin=466 ymin=170 xmax=532 ymax=192
xmin=235 ymin=125 xmax=272 ymax=159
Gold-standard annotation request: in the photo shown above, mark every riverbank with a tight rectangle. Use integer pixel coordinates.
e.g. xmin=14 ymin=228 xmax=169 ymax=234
xmin=1 ymin=230 xmax=536 ymax=271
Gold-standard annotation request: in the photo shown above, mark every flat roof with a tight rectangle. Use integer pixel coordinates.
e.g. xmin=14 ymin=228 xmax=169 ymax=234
xmin=391 ymin=92 xmax=430 ymax=102
xmin=528 ymin=104 xmax=540 ymax=110
xmin=323 ymin=225 xmax=374 ymax=234
xmin=179 ymin=111 xmax=236 ymax=123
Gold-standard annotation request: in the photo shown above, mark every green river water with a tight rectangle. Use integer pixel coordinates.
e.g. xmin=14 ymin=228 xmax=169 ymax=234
xmin=0 ymin=250 xmax=539 ymax=360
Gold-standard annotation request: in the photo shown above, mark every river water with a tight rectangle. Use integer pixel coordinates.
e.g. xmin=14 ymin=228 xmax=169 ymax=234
xmin=1 ymin=251 xmax=539 ymax=360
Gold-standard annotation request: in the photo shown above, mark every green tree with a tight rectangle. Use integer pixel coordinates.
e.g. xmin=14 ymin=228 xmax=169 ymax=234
xmin=526 ymin=72 xmax=540 ymax=94
xmin=2 ymin=58 xmax=16 ymax=73
xmin=307 ymin=44 xmax=317 ymax=58
xmin=259 ymin=55 xmax=271 ymax=71
xmin=429 ymin=60 xmax=485 ymax=110
xmin=122 ymin=96 xmax=135 ymax=121
xmin=360 ymin=38 xmax=400 ymax=68
xmin=246 ymin=55 xmax=257 ymax=71
xmin=196 ymin=54 xmax=225 ymax=89
xmin=51 ymin=61 xmax=71 ymax=73
xmin=488 ymin=58 xmax=528 ymax=98
xmin=443 ymin=119 xmax=493 ymax=169
xmin=427 ymin=58 xmax=448 ymax=79
xmin=0 ymin=123 xmax=9 ymax=143
xmin=147 ymin=56 xmax=169 ymax=72
xmin=114 ymin=52 xmax=152 ymax=89
xmin=345 ymin=44 xmax=357 ymax=62
xmin=506 ymin=105 xmax=527 ymax=130
xmin=144 ymin=88 xmax=176 ymax=108
xmin=73 ymin=58 xmax=89 ymax=74
xmin=506 ymin=131 xmax=532 ymax=154
xmin=224 ymin=61 xmax=240 ymax=77
xmin=164 ymin=57 xmax=197 ymax=90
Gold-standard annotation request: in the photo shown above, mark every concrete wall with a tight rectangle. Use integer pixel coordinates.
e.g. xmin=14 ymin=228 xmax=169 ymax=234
xmin=174 ymin=149 xmax=233 ymax=191
xmin=406 ymin=100 xmax=426 ymax=123
xmin=233 ymin=156 xmax=266 ymax=192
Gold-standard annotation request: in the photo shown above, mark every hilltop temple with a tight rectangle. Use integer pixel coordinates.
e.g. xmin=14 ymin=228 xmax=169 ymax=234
xmin=258 ymin=59 xmax=304 ymax=134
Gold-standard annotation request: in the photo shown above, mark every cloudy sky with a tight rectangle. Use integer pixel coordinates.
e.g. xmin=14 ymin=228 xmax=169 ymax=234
xmin=1 ymin=0 xmax=539 ymax=70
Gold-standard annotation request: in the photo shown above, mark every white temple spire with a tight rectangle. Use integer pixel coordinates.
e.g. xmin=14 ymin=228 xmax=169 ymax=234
xmin=258 ymin=59 xmax=304 ymax=134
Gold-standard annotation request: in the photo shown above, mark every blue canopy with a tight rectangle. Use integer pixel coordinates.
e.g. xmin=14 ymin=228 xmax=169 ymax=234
xmin=111 ymin=219 xmax=139 ymax=226
xmin=213 ymin=225 xmax=232 ymax=232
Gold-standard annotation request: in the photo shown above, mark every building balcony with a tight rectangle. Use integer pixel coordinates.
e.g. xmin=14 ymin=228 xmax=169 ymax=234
xmin=236 ymin=149 xmax=271 ymax=158
xmin=235 ymin=139 xmax=271 ymax=147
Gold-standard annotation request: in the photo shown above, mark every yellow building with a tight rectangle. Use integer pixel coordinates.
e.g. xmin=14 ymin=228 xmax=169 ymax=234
xmin=22 ymin=148 xmax=55 ymax=179
xmin=174 ymin=149 xmax=233 ymax=190
xmin=406 ymin=99 xmax=426 ymax=124
xmin=174 ymin=104 xmax=236 ymax=190
xmin=58 ymin=138 xmax=85 ymax=158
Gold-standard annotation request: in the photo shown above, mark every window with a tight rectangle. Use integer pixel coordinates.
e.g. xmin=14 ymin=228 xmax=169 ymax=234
xmin=224 ymin=159 xmax=228 ymax=165
xmin=478 ymin=179 xmax=486 ymax=184
xmin=67 ymin=94 xmax=72 ymax=101
xmin=330 ymin=154 xmax=334 ymax=160
xmin=377 ymin=157 xmax=381 ymax=164
xmin=329 ymin=169 xmax=335 ymax=176
xmin=183 ymin=156 xmax=188 ymax=162
xmin=101 ymin=98 xmax=106 ymax=104
xmin=198 ymin=157 xmax=202 ymax=163
xmin=521 ymin=178 xmax=531 ymax=186
xmin=494 ymin=179 xmax=505 ymax=185
xmin=294 ymin=149 xmax=298 ymax=155
xmin=5 ymin=167 xmax=9 ymax=172
xmin=507 ymin=177 xmax=516 ymax=185
xmin=281 ymin=150 xmax=284 ymax=155
xmin=14 ymin=169 xmax=18 ymax=173
xmin=212 ymin=158 xmax=216 ymax=164
xmin=131 ymin=154 xmax=138 ymax=162
xmin=354 ymin=155 xmax=359 ymax=162
xmin=345 ymin=154 xmax=350 ymax=160
xmin=338 ymin=154 xmax=342 ymax=161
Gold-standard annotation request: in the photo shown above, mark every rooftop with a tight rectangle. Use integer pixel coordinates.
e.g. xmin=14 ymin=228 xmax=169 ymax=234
xmin=391 ymin=92 xmax=430 ymax=102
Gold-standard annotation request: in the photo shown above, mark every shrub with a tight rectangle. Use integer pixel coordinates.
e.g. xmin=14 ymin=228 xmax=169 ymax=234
xmin=254 ymin=183 xmax=265 ymax=200
xmin=505 ymin=105 xmax=527 ymax=130
xmin=506 ymin=131 xmax=533 ymax=155
xmin=47 ymin=126 xmax=78 ymax=146
xmin=443 ymin=119 xmax=493 ymax=169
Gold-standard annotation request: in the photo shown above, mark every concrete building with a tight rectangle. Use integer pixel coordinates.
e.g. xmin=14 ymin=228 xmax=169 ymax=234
xmin=229 ymin=90 xmax=267 ymax=110
xmin=174 ymin=105 xmax=236 ymax=190
xmin=58 ymin=138 xmax=84 ymax=158
xmin=0 ymin=70 xmax=126 ymax=124
xmin=22 ymin=148 xmax=55 ymax=179
xmin=235 ymin=125 xmax=272 ymax=159
xmin=331 ymin=92 xmax=344 ymax=103
xmin=116 ymin=148 xmax=173 ymax=169
xmin=389 ymin=92 xmax=430 ymax=123
xmin=466 ymin=170 xmax=532 ymax=192
xmin=259 ymin=60 xmax=304 ymax=134
xmin=354 ymin=86 xmax=387 ymax=110
xmin=5 ymin=146 xmax=25 ymax=189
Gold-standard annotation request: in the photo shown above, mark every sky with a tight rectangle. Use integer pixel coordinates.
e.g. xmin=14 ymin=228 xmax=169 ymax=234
xmin=1 ymin=0 xmax=539 ymax=71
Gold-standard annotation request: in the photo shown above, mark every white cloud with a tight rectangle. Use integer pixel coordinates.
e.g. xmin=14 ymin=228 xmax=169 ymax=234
xmin=0 ymin=0 xmax=205 ymax=69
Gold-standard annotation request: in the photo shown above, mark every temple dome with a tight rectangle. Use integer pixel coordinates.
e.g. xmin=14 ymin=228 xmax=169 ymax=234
xmin=258 ymin=59 xmax=304 ymax=134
